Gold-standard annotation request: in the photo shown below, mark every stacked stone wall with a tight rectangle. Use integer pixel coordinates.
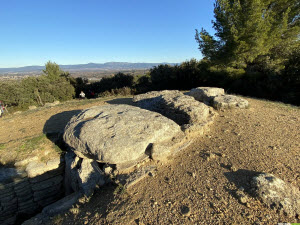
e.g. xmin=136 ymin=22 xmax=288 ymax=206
xmin=0 ymin=159 xmax=65 ymax=225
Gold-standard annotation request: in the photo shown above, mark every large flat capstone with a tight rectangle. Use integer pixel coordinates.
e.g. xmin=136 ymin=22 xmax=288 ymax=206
xmin=63 ymin=104 xmax=184 ymax=169
xmin=133 ymin=90 xmax=210 ymax=126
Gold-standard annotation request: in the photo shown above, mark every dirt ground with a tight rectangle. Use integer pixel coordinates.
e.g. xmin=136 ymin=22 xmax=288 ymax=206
xmin=1 ymin=96 xmax=299 ymax=224
xmin=53 ymin=97 xmax=299 ymax=225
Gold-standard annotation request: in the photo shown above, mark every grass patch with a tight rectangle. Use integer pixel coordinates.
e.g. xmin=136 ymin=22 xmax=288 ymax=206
xmin=0 ymin=134 xmax=62 ymax=167
xmin=113 ymin=183 xmax=127 ymax=196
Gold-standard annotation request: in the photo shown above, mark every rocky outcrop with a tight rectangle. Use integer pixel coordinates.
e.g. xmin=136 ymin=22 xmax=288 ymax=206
xmin=63 ymin=104 xmax=186 ymax=170
xmin=251 ymin=173 xmax=300 ymax=218
xmin=133 ymin=90 xmax=215 ymax=136
xmin=213 ymin=95 xmax=249 ymax=109
xmin=0 ymin=158 xmax=65 ymax=225
xmin=188 ymin=87 xmax=249 ymax=109
xmin=188 ymin=87 xmax=225 ymax=105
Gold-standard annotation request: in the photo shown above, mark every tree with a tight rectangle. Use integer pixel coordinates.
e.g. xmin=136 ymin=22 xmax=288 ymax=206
xmin=195 ymin=0 xmax=300 ymax=69
xmin=43 ymin=61 xmax=63 ymax=80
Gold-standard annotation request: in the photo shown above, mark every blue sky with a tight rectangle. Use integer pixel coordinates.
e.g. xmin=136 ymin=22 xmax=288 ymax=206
xmin=0 ymin=0 xmax=215 ymax=68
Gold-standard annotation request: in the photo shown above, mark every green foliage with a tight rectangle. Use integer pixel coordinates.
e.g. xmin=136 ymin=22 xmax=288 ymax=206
xmin=43 ymin=61 xmax=63 ymax=80
xmin=0 ymin=61 xmax=75 ymax=110
xmin=196 ymin=0 xmax=299 ymax=69
xmin=88 ymin=72 xmax=135 ymax=95
xmin=97 ymin=87 xmax=134 ymax=97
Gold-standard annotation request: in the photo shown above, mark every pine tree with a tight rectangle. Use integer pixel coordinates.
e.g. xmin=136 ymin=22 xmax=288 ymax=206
xmin=195 ymin=0 xmax=300 ymax=69
xmin=43 ymin=61 xmax=62 ymax=80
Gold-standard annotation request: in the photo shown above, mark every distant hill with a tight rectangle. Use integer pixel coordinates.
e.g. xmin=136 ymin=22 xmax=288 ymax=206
xmin=0 ymin=62 xmax=178 ymax=74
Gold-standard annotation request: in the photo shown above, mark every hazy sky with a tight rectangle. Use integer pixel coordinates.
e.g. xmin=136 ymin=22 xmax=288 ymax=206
xmin=0 ymin=0 xmax=215 ymax=68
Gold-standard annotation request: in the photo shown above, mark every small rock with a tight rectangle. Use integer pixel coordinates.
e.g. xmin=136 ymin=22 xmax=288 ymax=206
xmin=28 ymin=106 xmax=37 ymax=110
xmin=103 ymin=164 xmax=113 ymax=175
xmin=236 ymin=188 xmax=249 ymax=204
xmin=229 ymin=164 xmax=237 ymax=172
xmin=180 ymin=205 xmax=191 ymax=216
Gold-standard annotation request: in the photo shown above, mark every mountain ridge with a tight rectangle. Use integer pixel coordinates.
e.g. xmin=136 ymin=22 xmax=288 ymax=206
xmin=0 ymin=62 xmax=178 ymax=74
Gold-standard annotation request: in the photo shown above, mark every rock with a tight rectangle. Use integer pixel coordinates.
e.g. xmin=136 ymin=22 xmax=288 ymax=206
xmin=0 ymin=197 xmax=17 ymax=207
xmin=31 ymin=175 xmax=63 ymax=191
xmin=14 ymin=156 xmax=39 ymax=167
xmin=236 ymin=188 xmax=249 ymax=204
xmin=63 ymin=104 xmax=184 ymax=169
xmin=77 ymin=158 xmax=106 ymax=196
xmin=28 ymin=105 xmax=37 ymax=110
xmin=0 ymin=191 xmax=15 ymax=201
xmin=37 ymin=192 xmax=63 ymax=207
xmin=103 ymin=164 xmax=114 ymax=175
xmin=33 ymin=183 xmax=62 ymax=202
xmin=180 ymin=205 xmax=191 ymax=216
xmin=0 ymin=183 xmax=14 ymax=196
xmin=14 ymin=178 xmax=30 ymax=191
xmin=251 ymin=173 xmax=300 ymax=217
xmin=0 ymin=168 xmax=27 ymax=184
xmin=29 ymin=165 xmax=64 ymax=183
xmin=188 ymin=87 xmax=225 ymax=104
xmin=133 ymin=90 xmax=210 ymax=126
xmin=65 ymin=152 xmax=106 ymax=196
xmin=64 ymin=151 xmax=81 ymax=194
xmin=42 ymin=192 xmax=81 ymax=216
xmin=44 ymin=102 xmax=57 ymax=107
xmin=213 ymin=95 xmax=249 ymax=109
xmin=18 ymin=199 xmax=36 ymax=209
xmin=1 ymin=215 xmax=16 ymax=225
xmin=26 ymin=157 xmax=64 ymax=178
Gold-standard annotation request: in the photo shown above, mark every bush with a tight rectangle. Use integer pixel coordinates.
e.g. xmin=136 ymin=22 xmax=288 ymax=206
xmin=97 ymin=87 xmax=135 ymax=98
xmin=0 ymin=62 xmax=75 ymax=110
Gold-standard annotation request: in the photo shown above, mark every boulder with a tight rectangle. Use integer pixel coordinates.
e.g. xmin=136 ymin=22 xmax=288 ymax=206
xmin=64 ymin=151 xmax=81 ymax=194
xmin=133 ymin=90 xmax=210 ymax=125
xmin=65 ymin=154 xmax=106 ymax=196
xmin=213 ymin=95 xmax=249 ymax=109
xmin=251 ymin=173 xmax=300 ymax=217
xmin=133 ymin=90 xmax=215 ymax=137
xmin=188 ymin=87 xmax=225 ymax=104
xmin=63 ymin=104 xmax=184 ymax=169
xmin=76 ymin=158 xmax=106 ymax=196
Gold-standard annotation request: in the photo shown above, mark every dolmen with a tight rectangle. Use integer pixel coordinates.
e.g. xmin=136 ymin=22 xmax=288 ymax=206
xmin=63 ymin=104 xmax=187 ymax=196
xmin=62 ymin=87 xmax=249 ymax=197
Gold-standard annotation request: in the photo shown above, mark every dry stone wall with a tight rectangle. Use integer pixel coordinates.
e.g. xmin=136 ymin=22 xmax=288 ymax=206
xmin=0 ymin=158 xmax=65 ymax=225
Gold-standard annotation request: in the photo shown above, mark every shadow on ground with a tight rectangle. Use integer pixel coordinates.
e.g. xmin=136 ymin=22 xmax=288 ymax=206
xmin=223 ymin=169 xmax=261 ymax=200
xmin=106 ymin=98 xmax=134 ymax=106
xmin=57 ymin=183 xmax=129 ymax=225
xmin=43 ymin=110 xmax=81 ymax=148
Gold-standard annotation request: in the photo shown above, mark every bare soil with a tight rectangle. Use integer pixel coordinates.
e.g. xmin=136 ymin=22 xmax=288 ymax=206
xmin=1 ymin=96 xmax=299 ymax=224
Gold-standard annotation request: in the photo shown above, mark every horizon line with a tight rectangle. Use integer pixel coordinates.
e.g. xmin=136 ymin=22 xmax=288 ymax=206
xmin=0 ymin=61 xmax=183 ymax=69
